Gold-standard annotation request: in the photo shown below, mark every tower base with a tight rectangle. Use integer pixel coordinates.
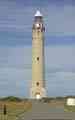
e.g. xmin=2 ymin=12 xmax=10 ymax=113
xmin=30 ymin=87 xmax=46 ymax=99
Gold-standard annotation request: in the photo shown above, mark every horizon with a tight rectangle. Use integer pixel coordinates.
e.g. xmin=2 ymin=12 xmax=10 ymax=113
xmin=0 ymin=0 xmax=75 ymax=97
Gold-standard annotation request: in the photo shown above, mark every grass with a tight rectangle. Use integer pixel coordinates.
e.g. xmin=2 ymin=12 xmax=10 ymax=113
xmin=0 ymin=100 xmax=32 ymax=120
xmin=0 ymin=96 xmax=75 ymax=119
xmin=64 ymin=97 xmax=75 ymax=112
xmin=64 ymin=105 xmax=75 ymax=112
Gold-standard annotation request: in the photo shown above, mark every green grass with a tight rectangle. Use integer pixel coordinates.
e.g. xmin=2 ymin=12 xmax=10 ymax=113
xmin=64 ymin=105 xmax=75 ymax=112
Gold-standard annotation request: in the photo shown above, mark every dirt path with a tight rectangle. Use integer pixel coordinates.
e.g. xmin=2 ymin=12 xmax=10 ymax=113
xmin=17 ymin=100 xmax=75 ymax=120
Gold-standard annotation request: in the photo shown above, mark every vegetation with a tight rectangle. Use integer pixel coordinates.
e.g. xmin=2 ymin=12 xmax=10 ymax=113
xmin=0 ymin=96 xmax=22 ymax=102
xmin=0 ymin=95 xmax=75 ymax=119
xmin=64 ymin=104 xmax=75 ymax=112
xmin=0 ymin=97 xmax=32 ymax=120
xmin=64 ymin=96 xmax=75 ymax=112
xmin=39 ymin=96 xmax=66 ymax=103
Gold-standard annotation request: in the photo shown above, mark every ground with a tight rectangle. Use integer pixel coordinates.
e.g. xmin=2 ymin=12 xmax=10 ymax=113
xmin=0 ymin=100 xmax=32 ymax=120
xmin=0 ymin=98 xmax=75 ymax=120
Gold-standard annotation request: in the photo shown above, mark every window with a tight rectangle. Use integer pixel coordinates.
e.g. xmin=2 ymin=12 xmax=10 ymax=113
xmin=37 ymin=57 xmax=39 ymax=61
xmin=36 ymin=82 xmax=39 ymax=86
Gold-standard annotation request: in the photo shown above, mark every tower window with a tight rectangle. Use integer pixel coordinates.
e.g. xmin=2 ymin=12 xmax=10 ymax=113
xmin=37 ymin=57 xmax=39 ymax=61
xmin=36 ymin=82 xmax=39 ymax=86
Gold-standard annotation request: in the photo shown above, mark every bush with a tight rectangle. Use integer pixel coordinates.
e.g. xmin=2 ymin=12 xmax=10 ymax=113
xmin=0 ymin=96 xmax=22 ymax=102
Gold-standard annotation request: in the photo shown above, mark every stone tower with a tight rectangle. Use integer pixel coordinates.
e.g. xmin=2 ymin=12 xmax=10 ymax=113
xmin=30 ymin=10 xmax=46 ymax=99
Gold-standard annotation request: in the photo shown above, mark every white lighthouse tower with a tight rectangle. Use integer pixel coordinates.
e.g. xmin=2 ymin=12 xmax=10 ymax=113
xmin=30 ymin=10 xmax=46 ymax=99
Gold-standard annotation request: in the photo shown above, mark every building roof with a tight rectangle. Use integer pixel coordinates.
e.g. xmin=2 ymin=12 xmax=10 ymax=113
xmin=35 ymin=10 xmax=42 ymax=17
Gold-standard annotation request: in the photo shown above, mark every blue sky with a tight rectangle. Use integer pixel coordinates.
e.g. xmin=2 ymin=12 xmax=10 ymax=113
xmin=0 ymin=0 xmax=75 ymax=46
xmin=0 ymin=0 xmax=75 ymax=97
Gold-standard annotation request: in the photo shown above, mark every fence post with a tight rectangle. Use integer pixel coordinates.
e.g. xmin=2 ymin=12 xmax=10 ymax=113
xmin=3 ymin=104 xmax=7 ymax=120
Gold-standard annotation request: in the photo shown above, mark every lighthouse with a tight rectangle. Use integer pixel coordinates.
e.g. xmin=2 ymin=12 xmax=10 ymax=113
xmin=30 ymin=10 xmax=46 ymax=99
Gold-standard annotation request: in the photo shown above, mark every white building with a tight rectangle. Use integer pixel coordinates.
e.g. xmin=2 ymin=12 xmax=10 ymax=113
xmin=67 ymin=98 xmax=75 ymax=106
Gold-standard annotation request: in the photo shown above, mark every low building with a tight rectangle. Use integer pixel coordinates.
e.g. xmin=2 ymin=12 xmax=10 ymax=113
xmin=67 ymin=98 xmax=75 ymax=106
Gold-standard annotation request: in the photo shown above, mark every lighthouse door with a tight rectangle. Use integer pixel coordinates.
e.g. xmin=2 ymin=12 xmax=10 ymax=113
xmin=35 ymin=93 xmax=41 ymax=99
